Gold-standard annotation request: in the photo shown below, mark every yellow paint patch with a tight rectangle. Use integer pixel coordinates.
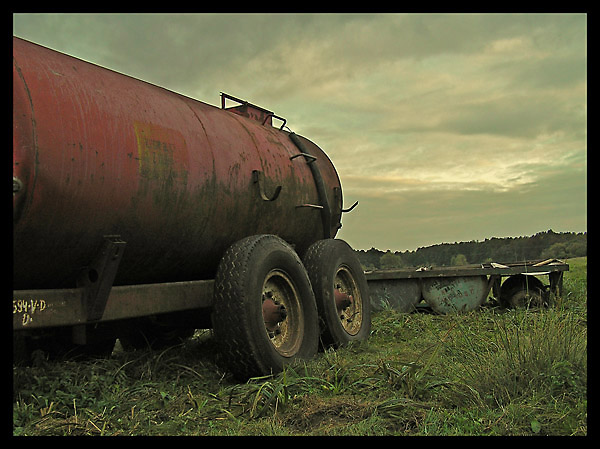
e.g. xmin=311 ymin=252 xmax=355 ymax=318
xmin=133 ymin=122 xmax=189 ymax=183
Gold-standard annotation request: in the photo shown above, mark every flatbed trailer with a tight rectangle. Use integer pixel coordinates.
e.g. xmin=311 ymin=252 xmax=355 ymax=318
xmin=365 ymin=259 xmax=569 ymax=314
xmin=13 ymin=259 xmax=569 ymax=333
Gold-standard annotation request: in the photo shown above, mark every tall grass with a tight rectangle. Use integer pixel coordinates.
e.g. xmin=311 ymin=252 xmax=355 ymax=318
xmin=438 ymin=258 xmax=587 ymax=434
xmin=446 ymin=309 xmax=587 ymax=407
xmin=13 ymin=258 xmax=587 ymax=436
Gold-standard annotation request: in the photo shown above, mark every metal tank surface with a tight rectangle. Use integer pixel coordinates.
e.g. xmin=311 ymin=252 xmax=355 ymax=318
xmin=13 ymin=36 xmax=343 ymax=290
xmin=13 ymin=37 xmax=371 ymax=380
xmin=421 ymin=276 xmax=489 ymax=314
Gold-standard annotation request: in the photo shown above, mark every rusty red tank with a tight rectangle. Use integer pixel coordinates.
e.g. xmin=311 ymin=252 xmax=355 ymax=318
xmin=13 ymin=37 xmax=344 ymax=289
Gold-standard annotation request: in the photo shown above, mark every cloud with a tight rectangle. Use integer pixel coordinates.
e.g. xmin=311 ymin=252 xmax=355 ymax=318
xmin=337 ymin=162 xmax=586 ymax=251
xmin=13 ymin=13 xmax=587 ymax=252
xmin=432 ymin=94 xmax=581 ymax=138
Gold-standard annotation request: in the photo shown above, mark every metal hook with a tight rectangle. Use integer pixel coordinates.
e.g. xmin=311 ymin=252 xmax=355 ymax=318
xmin=341 ymin=201 xmax=359 ymax=213
xmin=252 ymin=170 xmax=282 ymax=202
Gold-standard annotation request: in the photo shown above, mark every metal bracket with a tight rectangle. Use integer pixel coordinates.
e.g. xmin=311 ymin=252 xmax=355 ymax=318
xmin=76 ymin=235 xmax=126 ymax=323
xmin=290 ymin=152 xmax=317 ymax=164
xmin=220 ymin=92 xmax=287 ymax=129
xmin=262 ymin=113 xmax=287 ymax=130
xmin=252 ymin=170 xmax=282 ymax=202
xmin=295 ymin=204 xmax=323 ymax=209
xmin=342 ymin=201 xmax=359 ymax=213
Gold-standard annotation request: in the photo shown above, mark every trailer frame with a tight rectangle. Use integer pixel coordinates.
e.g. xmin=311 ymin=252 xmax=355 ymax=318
xmin=365 ymin=259 xmax=569 ymax=313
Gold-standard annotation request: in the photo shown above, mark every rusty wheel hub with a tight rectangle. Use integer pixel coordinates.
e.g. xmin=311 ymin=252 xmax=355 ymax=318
xmin=262 ymin=295 xmax=288 ymax=332
xmin=334 ymin=288 xmax=353 ymax=312
xmin=334 ymin=266 xmax=363 ymax=336
xmin=261 ymin=269 xmax=304 ymax=357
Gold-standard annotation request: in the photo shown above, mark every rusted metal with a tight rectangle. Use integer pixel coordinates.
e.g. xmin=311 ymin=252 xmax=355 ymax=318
xmin=334 ymin=289 xmax=353 ymax=311
xmin=262 ymin=298 xmax=287 ymax=332
xmin=368 ymin=278 xmax=421 ymax=312
xmin=77 ymin=235 xmax=127 ymax=322
xmin=365 ymin=260 xmax=569 ymax=281
xmin=13 ymin=279 xmax=215 ymax=330
xmin=252 ymin=170 xmax=282 ymax=202
xmin=13 ymin=37 xmax=344 ymax=292
xmin=333 ymin=265 xmax=364 ymax=336
xmin=261 ymin=268 xmax=305 ymax=356
xmin=365 ymin=260 xmax=569 ymax=314
xmin=422 ymin=276 xmax=488 ymax=314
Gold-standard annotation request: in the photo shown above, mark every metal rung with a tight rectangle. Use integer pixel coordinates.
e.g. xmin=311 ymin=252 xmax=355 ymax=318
xmin=295 ymin=204 xmax=323 ymax=209
xmin=290 ymin=153 xmax=317 ymax=163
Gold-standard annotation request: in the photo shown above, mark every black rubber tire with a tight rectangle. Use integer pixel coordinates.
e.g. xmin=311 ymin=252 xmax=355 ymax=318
xmin=499 ymin=274 xmax=547 ymax=309
xmin=303 ymin=239 xmax=371 ymax=348
xmin=211 ymin=235 xmax=319 ymax=380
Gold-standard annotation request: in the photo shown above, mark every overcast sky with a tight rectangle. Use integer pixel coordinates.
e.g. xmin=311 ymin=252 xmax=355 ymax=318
xmin=13 ymin=13 xmax=587 ymax=251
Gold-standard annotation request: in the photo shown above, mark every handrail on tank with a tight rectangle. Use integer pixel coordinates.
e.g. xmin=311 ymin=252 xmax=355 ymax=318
xmin=219 ymin=92 xmax=271 ymax=113
xmin=220 ymin=92 xmax=287 ymax=129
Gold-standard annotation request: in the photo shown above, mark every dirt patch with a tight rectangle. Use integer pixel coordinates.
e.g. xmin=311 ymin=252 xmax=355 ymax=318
xmin=283 ymin=395 xmax=376 ymax=433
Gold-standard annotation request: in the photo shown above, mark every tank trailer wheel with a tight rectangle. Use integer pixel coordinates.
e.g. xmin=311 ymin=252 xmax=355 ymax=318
xmin=211 ymin=235 xmax=319 ymax=380
xmin=303 ymin=239 xmax=371 ymax=348
xmin=499 ymin=274 xmax=547 ymax=309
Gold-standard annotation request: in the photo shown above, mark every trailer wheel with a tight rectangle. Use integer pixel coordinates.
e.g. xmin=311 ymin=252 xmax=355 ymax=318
xmin=303 ymin=239 xmax=371 ymax=348
xmin=211 ymin=235 xmax=319 ymax=380
xmin=499 ymin=274 xmax=547 ymax=309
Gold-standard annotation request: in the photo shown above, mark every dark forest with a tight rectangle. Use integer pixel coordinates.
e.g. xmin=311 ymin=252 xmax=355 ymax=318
xmin=356 ymin=230 xmax=587 ymax=270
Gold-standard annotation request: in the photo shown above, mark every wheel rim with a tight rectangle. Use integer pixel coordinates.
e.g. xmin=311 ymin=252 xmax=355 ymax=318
xmin=262 ymin=269 xmax=304 ymax=357
xmin=334 ymin=265 xmax=363 ymax=336
xmin=508 ymin=289 xmax=544 ymax=308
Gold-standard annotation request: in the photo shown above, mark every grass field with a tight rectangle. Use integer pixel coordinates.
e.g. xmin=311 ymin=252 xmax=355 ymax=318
xmin=13 ymin=257 xmax=587 ymax=436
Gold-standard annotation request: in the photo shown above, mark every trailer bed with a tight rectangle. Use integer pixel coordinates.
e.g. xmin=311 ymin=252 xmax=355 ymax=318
xmin=365 ymin=259 xmax=569 ymax=314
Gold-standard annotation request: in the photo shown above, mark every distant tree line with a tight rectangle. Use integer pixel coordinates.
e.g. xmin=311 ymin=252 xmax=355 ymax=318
xmin=356 ymin=230 xmax=587 ymax=270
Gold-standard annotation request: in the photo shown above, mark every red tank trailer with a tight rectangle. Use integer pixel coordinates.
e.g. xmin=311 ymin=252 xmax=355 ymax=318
xmin=13 ymin=37 xmax=369 ymax=379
